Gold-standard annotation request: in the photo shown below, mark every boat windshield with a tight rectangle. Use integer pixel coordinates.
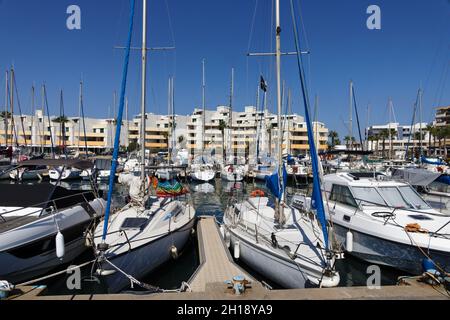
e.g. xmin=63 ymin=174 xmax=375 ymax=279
xmin=377 ymin=186 xmax=430 ymax=210
xmin=351 ymin=187 xmax=386 ymax=207
xmin=397 ymin=186 xmax=431 ymax=210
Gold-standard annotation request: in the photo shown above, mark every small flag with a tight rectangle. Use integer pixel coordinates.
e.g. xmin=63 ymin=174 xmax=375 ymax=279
xmin=260 ymin=76 xmax=267 ymax=92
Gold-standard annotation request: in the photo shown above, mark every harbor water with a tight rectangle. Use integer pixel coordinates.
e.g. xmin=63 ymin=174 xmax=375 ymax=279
xmin=0 ymin=178 xmax=404 ymax=295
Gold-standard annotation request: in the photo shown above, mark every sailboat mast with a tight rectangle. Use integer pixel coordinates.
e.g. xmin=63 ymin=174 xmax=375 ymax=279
xmin=419 ymin=88 xmax=423 ymax=156
xmin=202 ymin=59 xmax=206 ymax=154
xmin=167 ymin=77 xmax=171 ymax=157
xmin=31 ymin=85 xmax=35 ymax=152
xmin=10 ymin=69 xmax=15 ymax=147
xmin=41 ymin=85 xmax=45 ymax=153
xmin=275 ymin=0 xmax=283 ymax=191
xmin=125 ymin=97 xmax=129 ymax=149
xmin=349 ymin=80 xmax=353 ymax=149
xmin=388 ymin=98 xmax=392 ymax=160
xmin=140 ymin=0 xmax=148 ymax=181
xmin=287 ymin=89 xmax=291 ymax=154
xmin=78 ymin=82 xmax=82 ymax=151
xmin=4 ymin=71 xmax=8 ymax=147
xmin=229 ymin=68 xmax=234 ymax=159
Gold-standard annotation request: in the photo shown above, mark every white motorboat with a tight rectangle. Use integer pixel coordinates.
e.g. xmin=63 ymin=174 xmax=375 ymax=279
xmin=252 ymin=164 xmax=276 ymax=181
xmin=0 ymin=173 xmax=105 ymax=284
xmin=322 ymin=172 xmax=450 ymax=274
xmin=221 ymin=164 xmax=246 ymax=182
xmin=49 ymin=166 xmax=82 ymax=181
xmin=190 ymin=162 xmax=216 ymax=182
xmin=9 ymin=166 xmax=48 ymax=181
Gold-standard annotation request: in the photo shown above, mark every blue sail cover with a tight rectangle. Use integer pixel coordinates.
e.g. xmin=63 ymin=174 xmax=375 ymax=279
xmin=290 ymin=0 xmax=329 ymax=249
xmin=286 ymin=154 xmax=295 ymax=165
xmin=265 ymin=165 xmax=288 ymax=200
xmin=421 ymin=156 xmax=446 ymax=166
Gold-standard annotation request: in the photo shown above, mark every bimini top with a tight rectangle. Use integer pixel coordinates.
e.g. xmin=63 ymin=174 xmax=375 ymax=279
xmin=18 ymin=159 xmax=94 ymax=169
xmin=0 ymin=183 xmax=97 ymax=210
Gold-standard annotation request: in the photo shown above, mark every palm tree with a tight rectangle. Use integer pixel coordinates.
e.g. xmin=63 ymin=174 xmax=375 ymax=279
xmin=0 ymin=111 xmax=12 ymax=119
xmin=426 ymin=124 xmax=433 ymax=156
xmin=351 ymin=136 xmax=356 ymax=150
xmin=328 ymin=130 xmax=339 ymax=149
xmin=378 ymin=129 xmax=390 ymax=158
xmin=443 ymin=126 xmax=450 ymax=158
xmin=344 ymin=135 xmax=351 ymax=150
xmin=436 ymin=127 xmax=446 ymax=156
xmin=218 ymin=119 xmax=227 ymax=163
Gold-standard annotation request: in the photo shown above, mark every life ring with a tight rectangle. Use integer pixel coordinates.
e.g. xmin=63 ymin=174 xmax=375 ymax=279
xmin=250 ymin=189 xmax=265 ymax=197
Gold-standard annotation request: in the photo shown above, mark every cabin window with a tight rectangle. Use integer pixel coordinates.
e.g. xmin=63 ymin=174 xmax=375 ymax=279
xmin=398 ymin=186 xmax=430 ymax=210
xmin=330 ymin=184 xmax=357 ymax=207
xmin=351 ymin=187 xmax=386 ymax=207
xmin=377 ymin=187 xmax=412 ymax=209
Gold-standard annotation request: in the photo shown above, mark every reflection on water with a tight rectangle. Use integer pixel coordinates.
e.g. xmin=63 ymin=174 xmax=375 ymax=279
xmin=1 ymin=177 xmax=402 ymax=294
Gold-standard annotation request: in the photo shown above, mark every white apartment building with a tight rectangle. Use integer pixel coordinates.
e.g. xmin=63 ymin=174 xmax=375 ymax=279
xmin=186 ymin=105 xmax=329 ymax=162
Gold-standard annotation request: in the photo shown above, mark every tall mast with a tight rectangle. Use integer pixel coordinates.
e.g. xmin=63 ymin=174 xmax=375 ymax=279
xmin=140 ymin=0 xmax=147 ymax=181
xmin=287 ymin=89 xmax=292 ymax=154
xmin=10 ymin=68 xmax=16 ymax=147
xmin=31 ymin=85 xmax=35 ymax=151
xmin=41 ymin=85 xmax=45 ymax=153
xmin=419 ymin=88 xmax=423 ymax=156
xmin=349 ymin=80 xmax=353 ymax=149
xmin=4 ymin=71 xmax=8 ymax=147
xmin=125 ymin=97 xmax=129 ymax=149
xmin=314 ymin=95 xmax=319 ymax=152
xmin=202 ymin=58 xmax=206 ymax=154
xmin=229 ymin=68 xmax=234 ymax=159
xmin=79 ymin=80 xmax=88 ymax=156
xmin=171 ymin=77 xmax=175 ymax=160
xmin=78 ymin=82 xmax=82 ymax=151
xmin=275 ymin=0 xmax=284 ymax=220
xmin=388 ymin=98 xmax=392 ymax=160
xmin=167 ymin=77 xmax=171 ymax=157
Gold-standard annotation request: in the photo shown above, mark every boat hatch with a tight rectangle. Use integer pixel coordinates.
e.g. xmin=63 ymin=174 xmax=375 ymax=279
xmin=120 ymin=218 xmax=148 ymax=230
xmin=407 ymin=214 xmax=433 ymax=221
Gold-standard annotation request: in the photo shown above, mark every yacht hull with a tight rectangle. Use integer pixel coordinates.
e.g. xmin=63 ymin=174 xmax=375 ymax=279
xmin=98 ymin=217 xmax=196 ymax=293
xmin=332 ymin=223 xmax=450 ymax=274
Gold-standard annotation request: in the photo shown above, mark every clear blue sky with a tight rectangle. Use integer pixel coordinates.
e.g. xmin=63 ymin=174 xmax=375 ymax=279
xmin=0 ymin=0 xmax=449 ymax=139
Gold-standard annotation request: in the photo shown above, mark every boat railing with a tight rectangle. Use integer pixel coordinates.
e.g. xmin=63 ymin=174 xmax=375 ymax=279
xmin=0 ymin=190 xmax=100 ymax=225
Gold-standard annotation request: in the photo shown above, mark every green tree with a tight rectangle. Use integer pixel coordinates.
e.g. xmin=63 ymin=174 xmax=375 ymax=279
xmin=378 ymin=129 xmax=390 ymax=158
xmin=0 ymin=111 xmax=12 ymax=119
xmin=328 ymin=130 xmax=339 ymax=149
xmin=127 ymin=141 xmax=139 ymax=153
xmin=426 ymin=124 xmax=434 ymax=156
xmin=344 ymin=135 xmax=351 ymax=150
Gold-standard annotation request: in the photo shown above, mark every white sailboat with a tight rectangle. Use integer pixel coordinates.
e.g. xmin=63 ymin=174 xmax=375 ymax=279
xmin=221 ymin=68 xmax=246 ymax=182
xmin=190 ymin=59 xmax=216 ymax=182
xmin=94 ymin=0 xmax=196 ymax=293
xmin=222 ymin=0 xmax=340 ymax=289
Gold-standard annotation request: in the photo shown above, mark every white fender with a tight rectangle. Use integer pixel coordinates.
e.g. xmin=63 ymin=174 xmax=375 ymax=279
xmin=56 ymin=231 xmax=65 ymax=259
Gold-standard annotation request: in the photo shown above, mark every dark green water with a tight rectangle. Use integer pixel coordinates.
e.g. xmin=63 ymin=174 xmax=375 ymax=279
xmin=1 ymin=178 xmax=404 ymax=294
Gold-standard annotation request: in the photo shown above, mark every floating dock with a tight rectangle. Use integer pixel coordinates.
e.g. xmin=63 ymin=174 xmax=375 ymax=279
xmin=187 ymin=216 xmax=257 ymax=292
xmin=6 ymin=217 xmax=449 ymax=300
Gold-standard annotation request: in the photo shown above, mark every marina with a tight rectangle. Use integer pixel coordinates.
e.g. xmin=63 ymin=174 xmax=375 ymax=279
xmin=0 ymin=0 xmax=450 ymax=303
